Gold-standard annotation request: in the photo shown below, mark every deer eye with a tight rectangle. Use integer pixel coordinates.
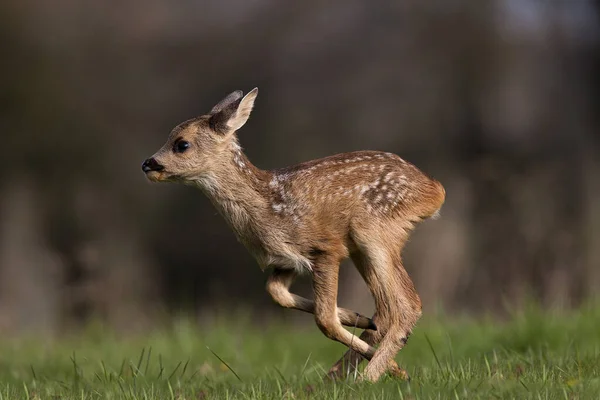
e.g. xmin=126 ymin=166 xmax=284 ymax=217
xmin=173 ymin=140 xmax=190 ymax=154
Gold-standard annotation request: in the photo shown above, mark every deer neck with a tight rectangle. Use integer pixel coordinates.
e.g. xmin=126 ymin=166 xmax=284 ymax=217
xmin=192 ymin=140 xmax=273 ymax=241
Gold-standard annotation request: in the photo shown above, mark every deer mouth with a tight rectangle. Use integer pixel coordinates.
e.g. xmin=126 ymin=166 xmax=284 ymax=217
xmin=145 ymin=170 xmax=168 ymax=182
xmin=145 ymin=170 xmax=184 ymax=183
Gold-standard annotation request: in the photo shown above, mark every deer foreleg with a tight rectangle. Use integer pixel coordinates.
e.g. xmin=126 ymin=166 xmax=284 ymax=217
xmin=266 ymin=268 xmax=376 ymax=331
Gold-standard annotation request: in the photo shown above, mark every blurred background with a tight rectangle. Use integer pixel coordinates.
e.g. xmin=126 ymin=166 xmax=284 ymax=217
xmin=0 ymin=0 xmax=598 ymax=334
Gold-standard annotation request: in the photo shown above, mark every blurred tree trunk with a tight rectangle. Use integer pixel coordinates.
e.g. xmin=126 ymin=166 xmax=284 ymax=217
xmin=583 ymin=0 xmax=600 ymax=297
xmin=0 ymin=176 xmax=63 ymax=333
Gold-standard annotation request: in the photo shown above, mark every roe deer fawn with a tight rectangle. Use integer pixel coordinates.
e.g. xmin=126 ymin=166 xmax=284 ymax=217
xmin=142 ymin=88 xmax=445 ymax=382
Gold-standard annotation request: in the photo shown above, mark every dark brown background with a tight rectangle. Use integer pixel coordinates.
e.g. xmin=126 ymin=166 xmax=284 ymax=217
xmin=1 ymin=0 xmax=599 ymax=333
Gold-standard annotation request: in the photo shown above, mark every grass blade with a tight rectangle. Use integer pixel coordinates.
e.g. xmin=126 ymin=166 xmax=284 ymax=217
xmin=206 ymin=346 xmax=242 ymax=382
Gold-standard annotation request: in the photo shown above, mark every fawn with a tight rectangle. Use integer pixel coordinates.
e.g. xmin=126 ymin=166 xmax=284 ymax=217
xmin=142 ymin=88 xmax=445 ymax=382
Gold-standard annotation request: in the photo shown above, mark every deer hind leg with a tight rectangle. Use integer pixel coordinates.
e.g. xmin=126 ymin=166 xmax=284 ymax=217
xmin=362 ymin=251 xmax=422 ymax=382
xmin=311 ymin=256 xmax=377 ymax=361
xmin=266 ymin=267 xmax=376 ymax=330
xmin=326 ymin=251 xmax=408 ymax=381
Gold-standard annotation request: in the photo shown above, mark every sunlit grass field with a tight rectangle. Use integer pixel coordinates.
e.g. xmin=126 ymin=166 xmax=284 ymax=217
xmin=0 ymin=304 xmax=599 ymax=399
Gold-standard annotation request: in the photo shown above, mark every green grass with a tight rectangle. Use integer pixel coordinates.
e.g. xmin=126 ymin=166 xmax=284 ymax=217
xmin=1 ymin=304 xmax=599 ymax=399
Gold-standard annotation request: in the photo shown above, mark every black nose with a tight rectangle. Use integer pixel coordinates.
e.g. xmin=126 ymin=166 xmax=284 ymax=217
xmin=142 ymin=158 xmax=164 ymax=173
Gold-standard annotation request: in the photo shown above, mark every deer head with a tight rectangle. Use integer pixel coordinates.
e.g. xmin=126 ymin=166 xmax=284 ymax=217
xmin=142 ymin=88 xmax=258 ymax=183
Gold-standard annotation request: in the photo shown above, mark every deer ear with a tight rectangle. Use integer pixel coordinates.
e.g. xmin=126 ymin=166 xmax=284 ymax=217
xmin=209 ymin=88 xmax=258 ymax=134
xmin=210 ymin=90 xmax=243 ymax=114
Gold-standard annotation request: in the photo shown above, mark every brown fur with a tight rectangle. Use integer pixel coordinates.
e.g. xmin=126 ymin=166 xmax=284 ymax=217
xmin=143 ymin=88 xmax=445 ymax=382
